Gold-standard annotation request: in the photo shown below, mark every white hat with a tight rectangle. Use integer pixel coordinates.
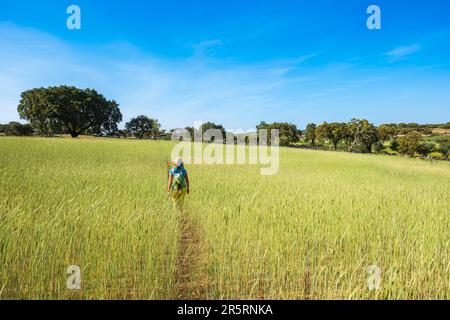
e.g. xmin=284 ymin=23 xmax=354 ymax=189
xmin=173 ymin=157 xmax=184 ymax=167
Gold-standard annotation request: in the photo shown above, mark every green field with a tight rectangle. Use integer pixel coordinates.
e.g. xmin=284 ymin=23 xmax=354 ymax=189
xmin=0 ymin=137 xmax=449 ymax=299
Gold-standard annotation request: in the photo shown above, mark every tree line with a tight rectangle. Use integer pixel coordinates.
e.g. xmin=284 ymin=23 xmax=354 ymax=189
xmin=301 ymin=121 xmax=450 ymax=159
xmin=1 ymin=85 xmax=449 ymax=160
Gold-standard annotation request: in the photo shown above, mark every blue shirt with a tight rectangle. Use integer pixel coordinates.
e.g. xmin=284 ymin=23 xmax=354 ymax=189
xmin=170 ymin=167 xmax=187 ymax=177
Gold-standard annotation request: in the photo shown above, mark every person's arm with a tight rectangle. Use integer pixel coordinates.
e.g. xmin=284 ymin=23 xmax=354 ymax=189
xmin=167 ymin=174 xmax=173 ymax=195
xmin=185 ymin=173 xmax=190 ymax=194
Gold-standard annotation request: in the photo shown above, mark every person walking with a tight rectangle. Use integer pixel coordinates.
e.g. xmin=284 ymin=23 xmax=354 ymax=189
xmin=167 ymin=158 xmax=190 ymax=210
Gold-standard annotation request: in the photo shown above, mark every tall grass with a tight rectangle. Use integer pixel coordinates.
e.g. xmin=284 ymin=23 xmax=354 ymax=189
xmin=0 ymin=137 xmax=178 ymax=299
xmin=0 ymin=137 xmax=449 ymax=299
xmin=190 ymin=149 xmax=450 ymax=299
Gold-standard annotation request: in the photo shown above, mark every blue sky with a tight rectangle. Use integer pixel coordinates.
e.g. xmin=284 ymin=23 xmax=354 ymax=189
xmin=0 ymin=0 xmax=449 ymax=130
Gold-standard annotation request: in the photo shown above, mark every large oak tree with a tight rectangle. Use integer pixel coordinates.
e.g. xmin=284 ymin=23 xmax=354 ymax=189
xmin=347 ymin=119 xmax=379 ymax=153
xmin=18 ymin=86 xmax=123 ymax=138
xmin=316 ymin=122 xmax=348 ymax=151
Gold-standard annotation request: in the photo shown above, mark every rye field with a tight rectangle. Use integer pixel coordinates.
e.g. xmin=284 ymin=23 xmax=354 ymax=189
xmin=0 ymin=137 xmax=449 ymax=300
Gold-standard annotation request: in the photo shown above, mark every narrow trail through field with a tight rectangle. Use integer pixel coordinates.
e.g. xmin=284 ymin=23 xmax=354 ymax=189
xmin=174 ymin=210 xmax=209 ymax=299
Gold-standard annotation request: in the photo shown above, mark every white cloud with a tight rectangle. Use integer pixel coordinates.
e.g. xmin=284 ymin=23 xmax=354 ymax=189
xmin=385 ymin=44 xmax=421 ymax=58
xmin=191 ymin=39 xmax=224 ymax=56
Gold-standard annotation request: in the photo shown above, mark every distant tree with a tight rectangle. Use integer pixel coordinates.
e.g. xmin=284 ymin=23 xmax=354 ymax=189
xmin=17 ymin=86 xmax=123 ymax=138
xmin=420 ymin=127 xmax=433 ymax=135
xmin=416 ymin=143 xmax=435 ymax=157
xmin=304 ymin=123 xmax=317 ymax=147
xmin=316 ymin=122 xmax=348 ymax=151
xmin=200 ymin=122 xmax=226 ymax=142
xmin=397 ymin=123 xmax=419 ymax=135
xmin=395 ymin=122 xmax=435 ymax=135
xmin=4 ymin=122 xmax=34 ymax=136
xmin=347 ymin=119 xmax=379 ymax=153
xmin=372 ymin=141 xmax=384 ymax=154
xmin=125 ymin=115 xmax=161 ymax=139
xmin=257 ymin=121 xmax=300 ymax=146
xmin=389 ymin=138 xmax=399 ymax=151
xmin=397 ymin=132 xmax=422 ymax=156
xmin=256 ymin=122 xmax=269 ymax=143
xmin=315 ymin=122 xmax=332 ymax=149
xmin=0 ymin=124 xmax=5 ymax=134
xmin=378 ymin=124 xmax=398 ymax=142
xmin=438 ymin=141 xmax=450 ymax=159
xmin=157 ymin=129 xmax=172 ymax=141
xmin=184 ymin=127 xmax=196 ymax=141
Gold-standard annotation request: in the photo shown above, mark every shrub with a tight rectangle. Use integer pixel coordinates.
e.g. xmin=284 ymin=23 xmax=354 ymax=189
xmin=427 ymin=152 xmax=446 ymax=160
xmin=438 ymin=141 xmax=450 ymax=159
xmin=372 ymin=141 xmax=384 ymax=154
xmin=389 ymin=138 xmax=399 ymax=151
xmin=383 ymin=149 xmax=398 ymax=156
xmin=416 ymin=143 xmax=435 ymax=157
xmin=4 ymin=122 xmax=34 ymax=136
xmin=398 ymin=132 xmax=422 ymax=156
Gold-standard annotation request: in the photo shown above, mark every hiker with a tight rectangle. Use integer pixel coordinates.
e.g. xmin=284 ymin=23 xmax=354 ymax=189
xmin=167 ymin=157 xmax=190 ymax=210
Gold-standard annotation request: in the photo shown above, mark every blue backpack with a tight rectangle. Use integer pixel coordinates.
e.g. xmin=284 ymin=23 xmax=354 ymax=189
xmin=171 ymin=167 xmax=187 ymax=190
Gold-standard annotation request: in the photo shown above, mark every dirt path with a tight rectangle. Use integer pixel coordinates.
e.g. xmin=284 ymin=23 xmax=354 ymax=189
xmin=174 ymin=211 xmax=209 ymax=299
